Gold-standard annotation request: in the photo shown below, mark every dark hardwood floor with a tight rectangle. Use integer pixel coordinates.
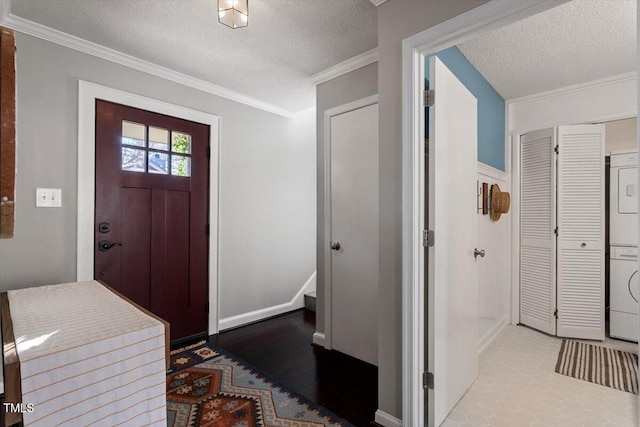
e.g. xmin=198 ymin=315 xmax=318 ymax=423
xmin=209 ymin=309 xmax=378 ymax=427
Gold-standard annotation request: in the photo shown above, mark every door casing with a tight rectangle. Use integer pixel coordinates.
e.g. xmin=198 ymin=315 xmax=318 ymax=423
xmin=401 ymin=1 xmax=571 ymax=425
xmin=77 ymin=80 xmax=221 ymax=334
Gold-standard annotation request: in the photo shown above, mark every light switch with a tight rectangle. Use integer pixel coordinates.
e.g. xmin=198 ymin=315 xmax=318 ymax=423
xmin=36 ymin=188 xmax=62 ymax=208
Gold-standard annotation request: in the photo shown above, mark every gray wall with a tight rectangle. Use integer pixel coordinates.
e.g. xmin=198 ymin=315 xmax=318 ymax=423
xmin=315 ymin=62 xmax=378 ymax=334
xmin=377 ymin=0 xmax=489 ymax=418
xmin=0 ymin=33 xmax=316 ymax=325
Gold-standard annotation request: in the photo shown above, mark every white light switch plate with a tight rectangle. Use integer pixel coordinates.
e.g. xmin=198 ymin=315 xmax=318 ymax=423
xmin=36 ymin=188 xmax=62 ymax=207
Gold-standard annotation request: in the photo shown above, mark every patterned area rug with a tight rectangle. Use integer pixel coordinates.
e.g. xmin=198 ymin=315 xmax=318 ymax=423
xmin=167 ymin=341 xmax=354 ymax=427
xmin=555 ymin=339 xmax=639 ymax=394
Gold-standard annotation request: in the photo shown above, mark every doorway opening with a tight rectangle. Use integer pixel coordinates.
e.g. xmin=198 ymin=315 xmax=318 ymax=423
xmin=402 ymin=1 xmax=638 ymax=426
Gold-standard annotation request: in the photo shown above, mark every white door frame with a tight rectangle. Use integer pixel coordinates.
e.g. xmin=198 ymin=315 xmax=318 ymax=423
xmin=400 ymin=1 xmax=568 ymax=424
xmin=77 ymin=80 xmax=221 ymax=335
xmin=510 ymin=113 xmax=636 ymax=327
xmin=322 ymin=94 xmax=379 ymax=349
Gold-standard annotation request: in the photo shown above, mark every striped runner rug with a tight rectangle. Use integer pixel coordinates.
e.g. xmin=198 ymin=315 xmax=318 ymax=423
xmin=555 ymin=339 xmax=639 ymax=394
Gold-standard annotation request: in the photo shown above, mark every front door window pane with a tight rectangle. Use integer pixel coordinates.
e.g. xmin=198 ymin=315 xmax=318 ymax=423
xmin=122 ymin=121 xmax=145 ymax=147
xmin=171 ymin=131 xmax=191 ymax=154
xmin=171 ymin=155 xmax=191 ymax=177
xmin=148 ymin=151 xmax=169 ymax=174
xmin=149 ymin=126 xmax=169 ymax=151
xmin=122 ymin=147 xmax=146 ymax=172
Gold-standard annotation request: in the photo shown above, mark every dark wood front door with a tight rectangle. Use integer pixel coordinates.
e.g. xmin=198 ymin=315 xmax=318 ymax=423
xmin=95 ymin=100 xmax=209 ymax=341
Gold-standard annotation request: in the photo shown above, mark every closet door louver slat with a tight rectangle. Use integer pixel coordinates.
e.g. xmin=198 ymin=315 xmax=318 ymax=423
xmin=556 ymin=125 xmax=605 ymax=340
xmin=520 ymin=128 xmax=557 ymax=335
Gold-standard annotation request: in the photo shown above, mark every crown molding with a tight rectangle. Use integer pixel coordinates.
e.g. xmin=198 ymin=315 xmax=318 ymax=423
xmin=370 ymin=0 xmax=389 ymax=6
xmin=507 ymin=71 xmax=638 ymax=106
xmin=310 ymin=48 xmax=378 ymax=85
xmin=0 ymin=12 xmax=294 ymax=117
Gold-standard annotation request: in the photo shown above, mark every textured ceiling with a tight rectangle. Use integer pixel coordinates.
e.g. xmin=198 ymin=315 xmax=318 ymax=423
xmin=10 ymin=0 xmax=378 ymax=112
xmin=457 ymin=0 xmax=637 ymax=100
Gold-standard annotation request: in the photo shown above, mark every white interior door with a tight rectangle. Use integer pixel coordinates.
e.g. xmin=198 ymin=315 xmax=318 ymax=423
xmin=427 ymin=56 xmax=478 ymax=427
xmin=557 ymin=124 xmax=605 ymax=340
xmin=519 ymin=129 xmax=557 ymax=335
xmin=330 ymin=102 xmax=379 ymax=366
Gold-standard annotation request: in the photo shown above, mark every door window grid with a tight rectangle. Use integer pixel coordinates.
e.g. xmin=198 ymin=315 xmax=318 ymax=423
xmin=121 ymin=121 xmax=192 ymax=177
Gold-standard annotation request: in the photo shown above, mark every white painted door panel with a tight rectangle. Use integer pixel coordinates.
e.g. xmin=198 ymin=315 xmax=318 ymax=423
xmin=427 ymin=57 xmax=478 ymax=427
xmin=330 ymin=103 xmax=379 ymax=366
xmin=519 ymin=129 xmax=557 ymax=336
xmin=556 ymin=124 xmax=605 ymax=340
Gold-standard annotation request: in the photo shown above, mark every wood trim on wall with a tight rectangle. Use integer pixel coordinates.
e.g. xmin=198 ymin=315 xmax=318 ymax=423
xmin=0 ymin=26 xmax=16 ymax=239
xmin=2 ymin=291 xmax=23 ymax=426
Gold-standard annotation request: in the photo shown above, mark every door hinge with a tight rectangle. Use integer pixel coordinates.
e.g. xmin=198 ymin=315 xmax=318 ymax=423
xmin=206 ymin=301 xmax=210 ymax=314
xmin=554 ymin=309 xmax=558 ymax=318
xmin=424 ymin=90 xmax=435 ymax=107
xmin=423 ymin=371 xmax=434 ymax=390
xmin=554 ymin=146 xmax=559 ymax=154
xmin=423 ymin=230 xmax=434 ymax=247
xmin=554 ymin=227 xmax=558 ymax=236
xmin=205 ymin=224 xmax=210 ymax=236
xmin=207 ymin=147 xmax=211 ymax=159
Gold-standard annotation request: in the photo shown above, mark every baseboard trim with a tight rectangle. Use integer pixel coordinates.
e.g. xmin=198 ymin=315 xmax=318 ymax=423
xmin=312 ymin=332 xmax=326 ymax=347
xmin=375 ymin=410 xmax=402 ymax=427
xmin=218 ymin=271 xmax=316 ymax=331
xmin=479 ymin=317 xmax=508 ymax=354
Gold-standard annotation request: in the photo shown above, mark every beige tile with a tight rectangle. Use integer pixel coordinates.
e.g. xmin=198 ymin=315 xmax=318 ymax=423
xmin=442 ymin=325 xmax=638 ymax=427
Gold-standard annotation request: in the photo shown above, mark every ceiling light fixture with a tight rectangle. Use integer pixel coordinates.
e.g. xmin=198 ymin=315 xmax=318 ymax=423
xmin=218 ymin=0 xmax=249 ymax=29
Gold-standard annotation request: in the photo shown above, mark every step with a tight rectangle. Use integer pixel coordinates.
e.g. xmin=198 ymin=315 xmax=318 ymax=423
xmin=304 ymin=291 xmax=316 ymax=312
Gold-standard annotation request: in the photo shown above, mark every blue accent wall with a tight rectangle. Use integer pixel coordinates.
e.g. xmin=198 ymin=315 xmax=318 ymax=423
xmin=425 ymin=47 xmax=505 ymax=171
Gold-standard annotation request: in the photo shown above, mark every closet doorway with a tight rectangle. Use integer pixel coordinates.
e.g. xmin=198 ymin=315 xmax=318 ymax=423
xmin=519 ymin=125 xmax=605 ymax=340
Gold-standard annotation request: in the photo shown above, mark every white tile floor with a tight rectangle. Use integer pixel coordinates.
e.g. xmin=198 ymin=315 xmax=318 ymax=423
xmin=442 ymin=325 xmax=639 ymax=427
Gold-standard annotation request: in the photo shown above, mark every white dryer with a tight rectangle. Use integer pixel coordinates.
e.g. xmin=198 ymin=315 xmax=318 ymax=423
xmin=610 ymin=150 xmax=638 ymax=247
xmin=610 ymin=246 xmax=639 ymax=342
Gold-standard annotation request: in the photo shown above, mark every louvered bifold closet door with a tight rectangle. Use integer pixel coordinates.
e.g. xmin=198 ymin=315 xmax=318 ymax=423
xmin=520 ymin=129 xmax=557 ymax=335
xmin=557 ymin=125 xmax=605 ymax=340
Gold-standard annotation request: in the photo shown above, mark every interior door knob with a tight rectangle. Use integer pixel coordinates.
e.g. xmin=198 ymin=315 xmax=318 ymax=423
xmin=474 ymin=248 xmax=485 ymax=258
xmin=330 ymin=242 xmax=341 ymax=251
xmin=99 ymin=240 xmax=123 ymax=252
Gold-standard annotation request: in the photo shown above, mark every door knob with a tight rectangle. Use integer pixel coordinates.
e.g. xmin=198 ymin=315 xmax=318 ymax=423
xmin=98 ymin=240 xmax=123 ymax=252
xmin=330 ymin=242 xmax=341 ymax=251
xmin=474 ymin=248 xmax=485 ymax=259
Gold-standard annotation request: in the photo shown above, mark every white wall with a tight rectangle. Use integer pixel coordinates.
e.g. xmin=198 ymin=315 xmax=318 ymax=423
xmin=0 ymin=32 xmax=316 ymax=332
xmin=606 ymin=118 xmax=637 ymax=154
xmin=477 ymin=164 xmax=510 ymax=351
xmin=508 ymin=73 xmax=637 ymax=134
xmin=218 ymin=106 xmax=317 ymax=329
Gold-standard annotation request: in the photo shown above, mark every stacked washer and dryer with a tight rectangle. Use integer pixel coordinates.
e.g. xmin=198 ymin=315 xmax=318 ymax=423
xmin=610 ymin=150 xmax=639 ymax=342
